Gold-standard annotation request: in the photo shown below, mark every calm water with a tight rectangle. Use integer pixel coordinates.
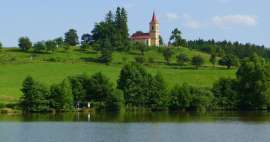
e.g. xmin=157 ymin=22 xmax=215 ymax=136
xmin=1 ymin=112 xmax=270 ymax=142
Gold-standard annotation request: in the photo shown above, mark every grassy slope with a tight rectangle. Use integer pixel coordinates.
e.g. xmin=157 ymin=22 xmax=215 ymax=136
xmin=0 ymin=47 xmax=236 ymax=104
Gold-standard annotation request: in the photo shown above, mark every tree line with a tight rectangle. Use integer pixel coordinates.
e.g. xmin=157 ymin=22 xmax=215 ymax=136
xmin=20 ymin=54 xmax=270 ymax=112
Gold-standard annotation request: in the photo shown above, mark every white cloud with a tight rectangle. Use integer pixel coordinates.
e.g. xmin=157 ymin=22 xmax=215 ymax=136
xmin=212 ymin=15 xmax=257 ymax=28
xmin=182 ymin=14 xmax=202 ymax=29
xmin=165 ymin=13 xmax=179 ymax=21
xmin=185 ymin=19 xmax=201 ymax=29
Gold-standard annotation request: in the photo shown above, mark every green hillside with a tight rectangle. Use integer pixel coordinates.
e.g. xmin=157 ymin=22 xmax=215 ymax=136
xmin=0 ymin=47 xmax=236 ymax=104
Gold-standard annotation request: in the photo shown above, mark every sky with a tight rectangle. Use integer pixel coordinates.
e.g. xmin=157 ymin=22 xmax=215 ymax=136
xmin=0 ymin=0 xmax=269 ymax=47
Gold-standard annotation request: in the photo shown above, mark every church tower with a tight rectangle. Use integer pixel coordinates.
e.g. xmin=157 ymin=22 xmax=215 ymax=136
xmin=149 ymin=12 xmax=160 ymax=46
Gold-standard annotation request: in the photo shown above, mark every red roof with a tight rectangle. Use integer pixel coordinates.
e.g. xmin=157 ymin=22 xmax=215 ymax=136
xmin=131 ymin=31 xmax=150 ymax=40
xmin=150 ymin=12 xmax=158 ymax=23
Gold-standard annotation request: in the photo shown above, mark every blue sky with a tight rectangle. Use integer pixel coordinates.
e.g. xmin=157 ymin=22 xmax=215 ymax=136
xmin=0 ymin=0 xmax=269 ymax=47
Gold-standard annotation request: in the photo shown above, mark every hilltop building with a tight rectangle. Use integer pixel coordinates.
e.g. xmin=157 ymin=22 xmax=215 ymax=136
xmin=131 ymin=12 xmax=160 ymax=47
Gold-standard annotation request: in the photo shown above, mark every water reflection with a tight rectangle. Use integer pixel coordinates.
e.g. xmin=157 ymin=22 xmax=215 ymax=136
xmin=1 ymin=111 xmax=270 ymax=123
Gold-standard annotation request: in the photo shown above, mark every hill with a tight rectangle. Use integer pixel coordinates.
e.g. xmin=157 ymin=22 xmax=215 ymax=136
xmin=0 ymin=47 xmax=236 ymax=104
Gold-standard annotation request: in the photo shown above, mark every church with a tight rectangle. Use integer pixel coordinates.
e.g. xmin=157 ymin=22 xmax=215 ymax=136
xmin=131 ymin=12 xmax=160 ymax=47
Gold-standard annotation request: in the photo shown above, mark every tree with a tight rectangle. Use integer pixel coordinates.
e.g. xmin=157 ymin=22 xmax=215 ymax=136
xmin=236 ymin=54 xmax=270 ymax=110
xmin=64 ymin=29 xmax=79 ymax=46
xmin=192 ymin=55 xmax=204 ymax=69
xmin=169 ymin=28 xmax=186 ymax=47
xmin=163 ymin=48 xmax=174 ymax=64
xmin=81 ymin=33 xmax=93 ymax=45
xmin=219 ymin=54 xmax=239 ymax=69
xmin=18 ymin=37 xmax=32 ymax=51
xmin=117 ymin=63 xmax=148 ymax=106
xmin=54 ymin=37 xmax=64 ymax=48
xmin=169 ymin=84 xmax=193 ymax=111
xmin=33 ymin=41 xmax=46 ymax=53
xmin=177 ymin=53 xmax=190 ymax=66
xmin=68 ymin=75 xmax=88 ymax=105
xmin=159 ymin=35 xmax=164 ymax=46
xmin=146 ymin=73 xmax=168 ymax=110
xmin=169 ymin=84 xmax=214 ymax=111
xmin=45 ymin=40 xmax=57 ymax=52
xmin=20 ymin=76 xmax=50 ymax=112
xmin=212 ymin=78 xmax=238 ymax=110
xmin=105 ymin=89 xmax=125 ymax=111
xmin=50 ymin=79 xmax=74 ymax=111
xmin=0 ymin=42 xmax=2 ymax=49
xmin=86 ymin=72 xmax=114 ymax=102
xmin=210 ymin=54 xmax=217 ymax=67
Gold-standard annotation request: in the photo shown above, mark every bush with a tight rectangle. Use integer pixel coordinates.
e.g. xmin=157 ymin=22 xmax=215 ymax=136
xmin=148 ymin=57 xmax=155 ymax=64
xmin=33 ymin=41 xmax=46 ymax=53
xmin=50 ymin=79 xmax=74 ymax=111
xmin=169 ymin=84 xmax=214 ymax=111
xmin=219 ymin=54 xmax=239 ymax=69
xmin=176 ymin=53 xmax=190 ymax=66
xmin=105 ymin=89 xmax=125 ymax=111
xmin=212 ymin=78 xmax=238 ymax=110
xmin=135 ymin=56 xmax=145 ymax=64
xmin=192 ymin=55 xmax=204 ymax=69
xmin=98 ymin=50 xmax=112 ymax=64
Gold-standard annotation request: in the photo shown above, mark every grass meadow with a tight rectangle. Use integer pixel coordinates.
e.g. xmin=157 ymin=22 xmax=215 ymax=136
xmin=0 ymin=47 xmax=236 ymax=104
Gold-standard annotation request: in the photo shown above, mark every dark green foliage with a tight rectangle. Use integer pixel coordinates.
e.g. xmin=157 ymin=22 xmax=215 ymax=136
xmin=159 ymin=35 xmax=164 ymax=45
xmin=177 ymin=53 xmax=190 ymax=66
xmin=33 ymin=41 xmax=46 ymax=53
xmin=20 ymin=76 xmax=50 ymax=112
xmin=145 ymin=73 xmax=168 ymax=110
xmin=54 ymin=37 xmax=64 ymax=48
xmin=105 ymin=89 xmax=125 ymax=111
xmin=117 ymin=63 xmax=168 ymax=109
xmin=212 ymin=78 xmax=238 ymax=110
xmin=0 ymin=42 xmax=2 ymax=49
xmin=135 ymin=42 xmax=147 ymax=55
xmin=187 ymin=39 xmax=270 ymax=60
xmin=64 ymin=29 xmax=79 ymax=46
xmin=236 ymin=54 xmax=270 ymax=110
xmin=80 ymin=43 xmax=90 ymax=50
xmin=169 ymin=28 xmax=186 ymax=47
xmin=18 ymin=37 xmax=32 ymax=51
xmin=92 ymin=7 xmax=129 ymax=51
xmin=169 ymin=84 xmax=214 ymax=111
xmin=210 ymin=54 xmax=217 ymax=67
xmin=219 ymin=54 xmax=239 ymax=69
xmin=98 ymin=49 xmax=113 ymax=64
xmin=135 ymin=56 xmax=145 ymax=64
xmin=81 ymin=33 xmax=93 ymax=45
xmin=86 ymin=72 xmax=114 ymax=102
xmin=50 ymin=79 xmax=74 ymax=111
xmin=163 ymin=48 xmax=174 ymax=64
xmin=192 ymin=55 xmax=204 ymax=69
xmin=68 ymin=75 xmax=88 ymax=104
xmin=45 ymin=40 xmax=57 ymax=52
xmin=117 ymin=63 xmax=148 ymax=106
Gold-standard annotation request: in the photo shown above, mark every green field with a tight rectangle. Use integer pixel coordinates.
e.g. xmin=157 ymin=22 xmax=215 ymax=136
xmin=0 ymin=47 xmax=236 ymax=104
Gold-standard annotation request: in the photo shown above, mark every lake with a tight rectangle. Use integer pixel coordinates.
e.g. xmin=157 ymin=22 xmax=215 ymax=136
xmin=1 ymin=112 xmax=270 ymax=142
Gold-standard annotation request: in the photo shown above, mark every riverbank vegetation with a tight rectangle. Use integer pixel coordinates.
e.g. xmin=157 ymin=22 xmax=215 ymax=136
xmin=18 ymin=54 xmax=270 ymax=112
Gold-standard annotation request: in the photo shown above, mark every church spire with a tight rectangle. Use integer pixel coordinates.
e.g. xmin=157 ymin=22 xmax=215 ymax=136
xmin=151 ymin=11 xmax=158 ymax=23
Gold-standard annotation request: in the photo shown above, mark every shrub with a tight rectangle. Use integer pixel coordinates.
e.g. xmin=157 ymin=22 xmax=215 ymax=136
xmin=135 ymin=56 xmax=145 ymax=64
xmin=176 ymin=53 xmax=190 ymax=66
xmin=192 ymin=55 xmax=204 ymax=69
